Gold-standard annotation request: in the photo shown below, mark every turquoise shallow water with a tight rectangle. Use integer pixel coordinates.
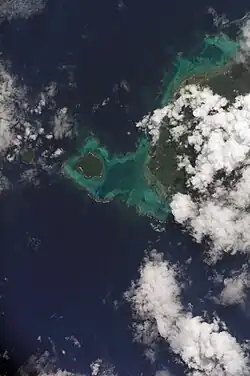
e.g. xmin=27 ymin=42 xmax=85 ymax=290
xmin=161 ymin=34 xmax=239 ymax=106
xmin=64 ymin=34 xmax=239 ymax=222
xmin=1 ymin=1 xmax=250 ymax=375
xmin=64 ymin=137 xmax=170 ymax=221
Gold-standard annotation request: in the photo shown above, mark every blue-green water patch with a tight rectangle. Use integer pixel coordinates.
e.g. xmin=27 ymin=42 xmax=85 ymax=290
xmin=64 ymin=137 xmax=170 ymax=221
xmin=64 ymin=34 xmax=239 ymax=222
xmin=161 ymin=34 xmax=239 ymax=106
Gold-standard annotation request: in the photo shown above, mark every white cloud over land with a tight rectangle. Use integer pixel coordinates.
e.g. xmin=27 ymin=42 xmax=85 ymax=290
xmin=137 ymin=81 xmax=250 ymax=262
xmin=166 ymin=84 xmax=250 ymax=261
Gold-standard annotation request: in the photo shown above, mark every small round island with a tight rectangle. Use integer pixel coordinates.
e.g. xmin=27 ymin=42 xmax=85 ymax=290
xmin=74 ymin=152 xmax=104 ymax=179
xmin=21 ymin=149 xmax=35 ymax=165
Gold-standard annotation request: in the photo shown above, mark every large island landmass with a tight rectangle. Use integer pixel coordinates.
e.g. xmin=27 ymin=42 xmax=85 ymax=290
xmin=148 ymin=33 xmax=240 ymax=198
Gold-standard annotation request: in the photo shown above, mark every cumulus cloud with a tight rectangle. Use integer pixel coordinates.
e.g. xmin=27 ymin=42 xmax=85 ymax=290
xmin=166 ymin=85 xmax=250 ymax=190
xmin=0 ymin=62 xmax=49 ymax=160
xmin=136 ymin=107 xmax=169 ymax=145
xmin=171 ymin=315 xmax=249 ymax=376
xmin=0 ymin=63 xmax=69 ymax=182
xmin=217 ymin=268 xmax=250 ymax=306
xmin=170 ymin=188 xmax=250 ymax=262
xmin=0 ymin=65 xmax=44 ymax=153
xmin=0 ymin=0 xmax=47 ymax=21
xmin=124 ymin=250 xmax=182 ymax=343
xmin=141 ymin=83 xmax=250 ymax=261
xmin=125 ymin=251 xmax=250 ymax=376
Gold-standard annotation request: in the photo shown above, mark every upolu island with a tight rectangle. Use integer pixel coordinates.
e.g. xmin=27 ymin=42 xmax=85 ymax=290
xmin=64 ymin=33 xmax=240 ymax=221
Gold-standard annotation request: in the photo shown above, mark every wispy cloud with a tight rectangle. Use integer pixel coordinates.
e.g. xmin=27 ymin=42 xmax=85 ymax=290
xmin=16 ymin=351 xmax=84 ymax=376
xmin=238 ymin=18 xmax=250 ymax=62
xmin=52 ymin=107 xmax=73 ymax=140
xmin=155 ymin=370 xmax=173 ymax=376
xmin=90 ymin=359 xmax=117 ymax=376
xmin=0 ymin=63 xmax=27 ymax=154
xmin=215 ymin=267 xmax=250 ymax=306
xmin=0 ymin=0 xmax=47 ymax=21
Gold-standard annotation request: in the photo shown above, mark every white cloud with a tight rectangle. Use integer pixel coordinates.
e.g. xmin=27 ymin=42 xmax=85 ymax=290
xmin=136 ymin=107 xmax=169 ymax=145
xmin=19 ymin=167 xmax=40 ymax=186
xmin=171 ymin=315 xmax=249 ymax=376
xmin=0 ymin=0 xmax=47 ymax=21
xmin=218 ymin=269 xmax=250 ymax=306
xmin=0 ymin=171 xmax=10 ymax=191
xmin=0 ymin=65 xmax=69 ymax=178
xmin=170 ymin=190 xmax=250 ymax=262
xmin=155 ymin=370 xmax=173 ymax=376
xmin=52 ymin=107 xmax=73 ymax=140
xmin=141 ymin=83 xmax=250 ymax=261
xmin=125 ymin=251 xmax=250 ymax=376
xmin=207 ymin=8 xmax=229 ymax=30
xmin=166 ymin=85 xmax=250 ymax=190
xmin=90 ymin=359 xmax=117 ymax=376
xmin=0 ymin=63 xmax=49 ymax=161
xmin=124 ymin=250 xmax=183 ymax=342
xmin=144 ymin=347 xmax=157 ymax=363
xmin=17 ymin=352 xmax=85 ymax=376
xmin=238 ymin=18 xmax=250 ymax=62
xmin=64 ymin=335 xmax=82 ymax=348
xmin=90 ymin=359 xmax=102 ymax=376
xmin=40 ymin=372 xmax=81 ymax=376
xmin=170 ymin=193 xmax=196 ymax=223
xmin=0 ymin=63 xmax=26 ymax=154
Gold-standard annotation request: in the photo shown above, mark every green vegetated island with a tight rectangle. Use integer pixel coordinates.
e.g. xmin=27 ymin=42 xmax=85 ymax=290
xmin=149 ymin=33 xmax=240 ymax=194
xmin=64 ymin=33 xmax=239 ymax=221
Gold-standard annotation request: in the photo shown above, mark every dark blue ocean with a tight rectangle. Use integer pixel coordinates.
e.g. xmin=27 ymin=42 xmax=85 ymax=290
xmin=1 ymin=1 xmax=250 ymax=376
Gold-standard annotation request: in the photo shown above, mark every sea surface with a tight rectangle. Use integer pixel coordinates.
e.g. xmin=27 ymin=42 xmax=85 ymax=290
xmin=1 ymin=1 xmax=250 ymax=376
